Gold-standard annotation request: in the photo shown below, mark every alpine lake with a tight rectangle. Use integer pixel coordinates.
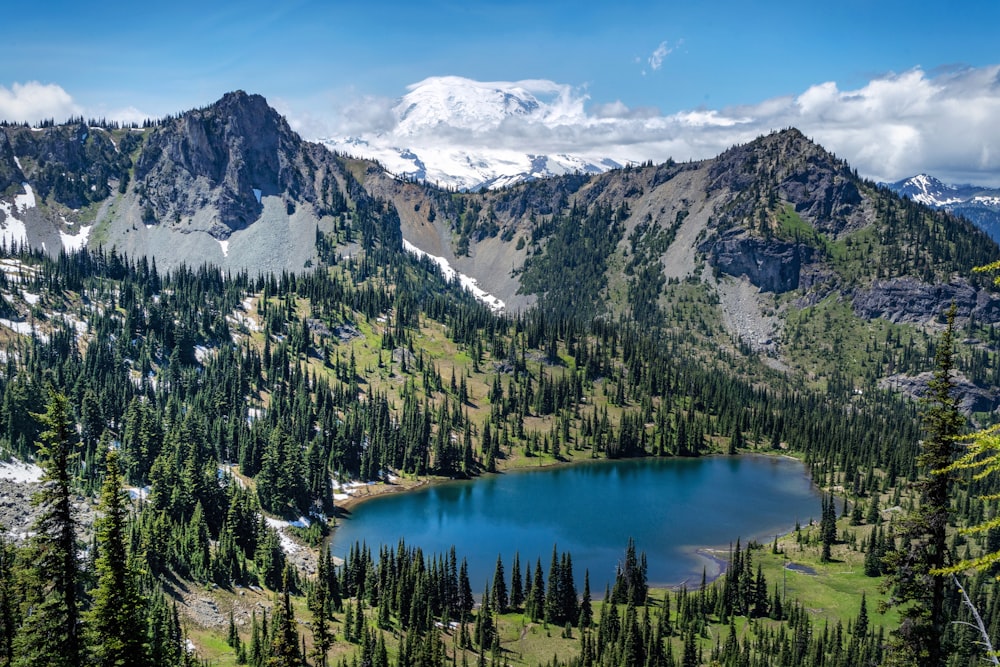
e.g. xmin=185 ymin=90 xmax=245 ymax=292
xmin=330 ymin=455 xmax=821 ymax=592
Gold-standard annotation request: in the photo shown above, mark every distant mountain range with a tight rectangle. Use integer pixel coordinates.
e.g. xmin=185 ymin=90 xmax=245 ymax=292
xmin=883 ymin=174 xmax=1000 ymax=242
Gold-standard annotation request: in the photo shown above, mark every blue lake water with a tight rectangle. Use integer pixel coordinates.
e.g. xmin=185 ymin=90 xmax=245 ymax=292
xmin=330 ymin=455 xmax=820 ymax=591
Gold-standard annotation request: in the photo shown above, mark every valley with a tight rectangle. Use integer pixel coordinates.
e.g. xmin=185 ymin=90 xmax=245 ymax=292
xmin=0 ymin=93 xmax=997 ymax=666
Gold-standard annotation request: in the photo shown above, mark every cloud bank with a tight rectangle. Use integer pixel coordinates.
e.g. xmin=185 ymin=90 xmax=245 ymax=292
xmin=322 ymin=66 xmax=1000 ymax=187
xmin=4 ymin=66 xmax=999 ymax=188
xmin=0 ymin=82 xmax=81 ymax=124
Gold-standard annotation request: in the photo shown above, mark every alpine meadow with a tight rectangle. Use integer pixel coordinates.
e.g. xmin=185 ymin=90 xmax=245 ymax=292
xmin=0 ymin=85 xmax=999 ymax=667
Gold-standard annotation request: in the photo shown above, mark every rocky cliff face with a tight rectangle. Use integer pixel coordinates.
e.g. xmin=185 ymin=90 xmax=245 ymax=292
xmin=703 ymin=230 xmax=814 ymax=293
xmin=0 ymin=133 xmax=24 ymax=195
xmin=0 ymin=92 xmax=360 ymax=272
xmin=852 ymin=277 xmax=1000 ymax=324
xmin=133 ymin=91 xmax=336 ymax=239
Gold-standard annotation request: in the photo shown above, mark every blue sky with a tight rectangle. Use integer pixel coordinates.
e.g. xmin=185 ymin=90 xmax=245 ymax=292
xmin=3 ymin=0 xmax=1000 ymax=184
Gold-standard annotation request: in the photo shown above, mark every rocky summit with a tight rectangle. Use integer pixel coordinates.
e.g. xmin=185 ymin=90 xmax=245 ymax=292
xmin=0 ymin=91 xmax=358 ymax=274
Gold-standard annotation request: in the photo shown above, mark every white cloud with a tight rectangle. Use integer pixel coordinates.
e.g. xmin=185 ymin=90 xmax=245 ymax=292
xmin=648 ymin=41 xmax=674 ymax=72
xmin=0 ymin=82 xmax=81 ymax=124
xmin=319 ymin=66 xmax=1000 ymax=187
xmin=107 ymin=106 xmax=151 ymax=126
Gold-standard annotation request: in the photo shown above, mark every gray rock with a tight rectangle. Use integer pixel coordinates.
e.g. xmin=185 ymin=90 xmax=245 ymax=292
xmin=852 ymin=277 xmax=1000 ymax=324
xmin=703 ymin=229 xmax=814 ymax=293
xmin=880 ymin=371 xmax=1000 ymax=416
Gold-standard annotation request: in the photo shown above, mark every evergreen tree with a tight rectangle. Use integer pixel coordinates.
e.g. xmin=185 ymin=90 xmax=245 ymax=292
xmin=578 ymin=570 xmax=593 ymax=629
xmin=883 ymin=305 xmax=962 ymax=666
xmin=14 ymin=390 xmax=82 ymax=667
xmin=820 ymin=493 xmax=836 ymax=563
xmin=528 ymin=559 xmax=545 ymax=622
xmin=310 ymin=551 xmax=332 ymax=667
xmin=509 ymin=552 xmax=523 ymax=611
xmin=86 ymin=448 xmax=148 ymax=666
xmin=491 ymin=555 xmax=508 ymax=614
xmin=269 ymin=568 xmax=301 ymax=667
xmin=0 ymin=538 xmax=17 ymax=667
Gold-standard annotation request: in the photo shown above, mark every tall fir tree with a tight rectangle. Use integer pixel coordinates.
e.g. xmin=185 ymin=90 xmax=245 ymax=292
xmin=310 ymin=551 xmax=332 ymax=667
xmin=87 ymin=448 xmax=148 ymax=666
xmin=883 ymin=304 xmax=962 ymax=666
xmin=14 ymin=390 xmax=82 ymax=667
xmin=268 ymin=567 xmax=301 ymax=667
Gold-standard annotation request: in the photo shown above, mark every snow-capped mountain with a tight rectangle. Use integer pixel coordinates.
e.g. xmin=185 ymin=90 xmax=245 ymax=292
xmin=884 ymin=174 xmax=1000 ymax=242
xmin=320 ymin=76 xmax=623 ymax=191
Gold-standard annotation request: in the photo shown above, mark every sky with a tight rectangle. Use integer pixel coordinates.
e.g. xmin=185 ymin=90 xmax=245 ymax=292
xmin=3 ymin=0 xmax=1000 ymax=185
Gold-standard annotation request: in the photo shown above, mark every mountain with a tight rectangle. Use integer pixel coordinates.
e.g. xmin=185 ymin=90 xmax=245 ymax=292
xmin=0 ymin=91 xmax=364 ymax=274
xmin=885 ymin=173 xmax=1000 ymax=242
xmin=3 ymin=94 xmax=1000 ymax=410
xmin=320 ymin=76 xmax=623 ymax=191
xmin=365 ymin=128 xmax=1000 ymax=322
xmin=361 ymin=128 xmax=1000 ymax=410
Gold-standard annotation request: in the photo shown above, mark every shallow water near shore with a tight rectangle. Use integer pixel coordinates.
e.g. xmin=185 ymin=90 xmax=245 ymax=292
xmin=330 ymin=455 xmax=820 ymax=591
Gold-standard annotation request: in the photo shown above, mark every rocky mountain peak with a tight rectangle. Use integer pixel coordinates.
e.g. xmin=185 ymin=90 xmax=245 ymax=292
xmin=708 ymin=128 xmax=863 ymax=236
xmin=133 ymin=91 xmax=311 ymax=238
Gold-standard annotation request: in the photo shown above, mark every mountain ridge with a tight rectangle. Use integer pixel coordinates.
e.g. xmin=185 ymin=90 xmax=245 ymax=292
xmin=884 ymin=173 xmax=1000 ymax=243
xmin=2 ymin=92 xmax=1000 ymax=408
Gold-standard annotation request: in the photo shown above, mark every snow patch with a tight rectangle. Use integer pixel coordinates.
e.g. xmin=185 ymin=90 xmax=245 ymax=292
xmin=55 ymin=313 xmax=88 ymax=340
xmin=0 ymin=318 xmax=46 ymax=342
xmin=59 ymin=225 xmax=93 ymax=252
xmin=252 ymin=188 xmax=262 ymax=204
xmin=127 ymin=485 xmax=151 ymax=500
xmin=402 ymin=239 xmax=505 ymax=311
xmin=0 ymin=185 xmax=33 ymax=249
xmin=21 ymin=291 xmax=39 ymax=305
xmin=0 ymin=259 xmax=37 ymax=283
xmin=14 ymin=184 xmax=36 ymax=212
xmin=0 ymin=459 xmax=43 ymax=483
xmin=218 ymin=239 xmax=229 ymax=257
xmin=264 ymin=517 xmax=305 ymax=555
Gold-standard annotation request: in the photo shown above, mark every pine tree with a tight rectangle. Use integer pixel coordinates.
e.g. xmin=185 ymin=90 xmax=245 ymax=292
xmin=310 ymin=552 xmax=332 ymax=667
xmin=528 ymin=559 xmax=545 ymax=622
xmin=491 ymin=555 xmax=508 ymax=614
xmin=863 ymin=527 xmax=883 ymax=577
xmin=509 ymin=552 xmax=523 ymax=611
xmin=269 ymin=567 xmax=301 ymax=667
xmin=0 ymin=537 xmax=17 ymax=667
xmin=883 ymin=305 xmax=962 ymax=666
xmin=820 ymin=493 xmax=836 ymax=563
xmin=578 ymin=570 xmax=593 ymax=629
xmin=87 ymin=448 xmax=148 ymax=666
xmin=14 ymin=390 xmax=82 ymax=667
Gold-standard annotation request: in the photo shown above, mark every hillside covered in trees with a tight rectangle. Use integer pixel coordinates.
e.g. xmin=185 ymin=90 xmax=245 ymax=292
xmin=0 ymin=225 xmax=991 ymax=664
xmin=1 ymin=95 xmax=1000 ymax=665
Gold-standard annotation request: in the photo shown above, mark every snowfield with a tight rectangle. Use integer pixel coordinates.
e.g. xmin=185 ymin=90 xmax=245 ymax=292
xmin=0 ymin=459 xmax=43 ymax=484
xmin=402 ymin=239 xmax=505 ymax=311
xmin=60 ymin=224 xmax=93 ymax=252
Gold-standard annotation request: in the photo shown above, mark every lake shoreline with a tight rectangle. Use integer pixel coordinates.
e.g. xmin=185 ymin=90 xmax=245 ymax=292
xmin=328 ymin=453 xmax=820 ymax=590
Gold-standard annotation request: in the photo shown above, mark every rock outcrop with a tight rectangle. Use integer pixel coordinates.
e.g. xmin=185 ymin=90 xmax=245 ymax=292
xmin=133 ymin=91 xmax=345 ymax=240
xmin=852 ymin=277 xmax=1000 ymax=325
xmin=702 ymin=230 xmax=814 ymax=293
xmin=881 ymin=371 xmax=1000 ymax=416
